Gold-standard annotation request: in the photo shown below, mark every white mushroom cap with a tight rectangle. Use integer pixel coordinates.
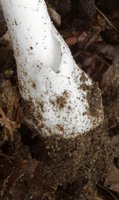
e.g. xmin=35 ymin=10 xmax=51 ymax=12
xmin=1 ymin=0 xmax=104 ymax=138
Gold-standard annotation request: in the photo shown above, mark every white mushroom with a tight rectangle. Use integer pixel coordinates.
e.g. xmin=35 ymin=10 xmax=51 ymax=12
xmin=1 ymin=0 xmax=104 ymax=138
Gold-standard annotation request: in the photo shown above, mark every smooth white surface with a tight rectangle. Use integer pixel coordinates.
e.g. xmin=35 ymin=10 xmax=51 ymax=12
xmin=1 ymin=0 xmax=104 ymax=138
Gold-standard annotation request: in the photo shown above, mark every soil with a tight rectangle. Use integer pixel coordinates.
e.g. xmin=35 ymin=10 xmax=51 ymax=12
xmin=0 ymin=0 xmax=119 ymax=200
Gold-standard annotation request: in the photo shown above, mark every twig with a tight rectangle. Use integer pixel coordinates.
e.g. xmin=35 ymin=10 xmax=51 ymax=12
xmin=96 ymin=7 xmax=119 ymax=33
xmin=95 ymin=55 xmax=110 ymax=67
xmin=98 ymin=184 xmax=118 ymax=200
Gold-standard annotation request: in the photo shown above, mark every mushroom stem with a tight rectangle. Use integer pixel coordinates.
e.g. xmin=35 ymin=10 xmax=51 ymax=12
xmin=1 ymin=0 xmax=62 ymax=72
xmin=1 ymin=0 xmax=104 ymax=138
xmin=1 ymin=2 xmax=112 ymax=198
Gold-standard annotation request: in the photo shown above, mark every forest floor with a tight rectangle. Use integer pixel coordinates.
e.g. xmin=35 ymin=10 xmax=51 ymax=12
xmin=0 ymin=0 xmax=119 ymax=199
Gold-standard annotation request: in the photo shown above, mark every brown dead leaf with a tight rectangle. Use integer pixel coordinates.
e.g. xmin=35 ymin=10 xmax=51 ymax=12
xmin=0 ymin=80 xmax=23 ymax=141
xmin=105 ymin=165 xmax=119 ymax=193
xmin=95 ymin=43 xmax=119 ymax=64
xmin=0 ymin=107 xmax=20 ymax=140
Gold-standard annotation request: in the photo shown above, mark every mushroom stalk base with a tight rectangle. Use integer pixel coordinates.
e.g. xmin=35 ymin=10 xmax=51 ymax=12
xmin=25 ymin=123 xmax=113 ymax=200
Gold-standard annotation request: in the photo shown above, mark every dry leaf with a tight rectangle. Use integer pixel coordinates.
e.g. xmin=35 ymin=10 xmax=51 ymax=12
xmin=105 ymin=165 xmax=119 ymax=193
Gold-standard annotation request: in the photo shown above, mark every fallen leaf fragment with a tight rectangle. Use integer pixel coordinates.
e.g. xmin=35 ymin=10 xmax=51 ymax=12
xmin=0 ymin=107 xmax=20 ymax=140
xmin=105 ymin=165 xmax=119 ymax=193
